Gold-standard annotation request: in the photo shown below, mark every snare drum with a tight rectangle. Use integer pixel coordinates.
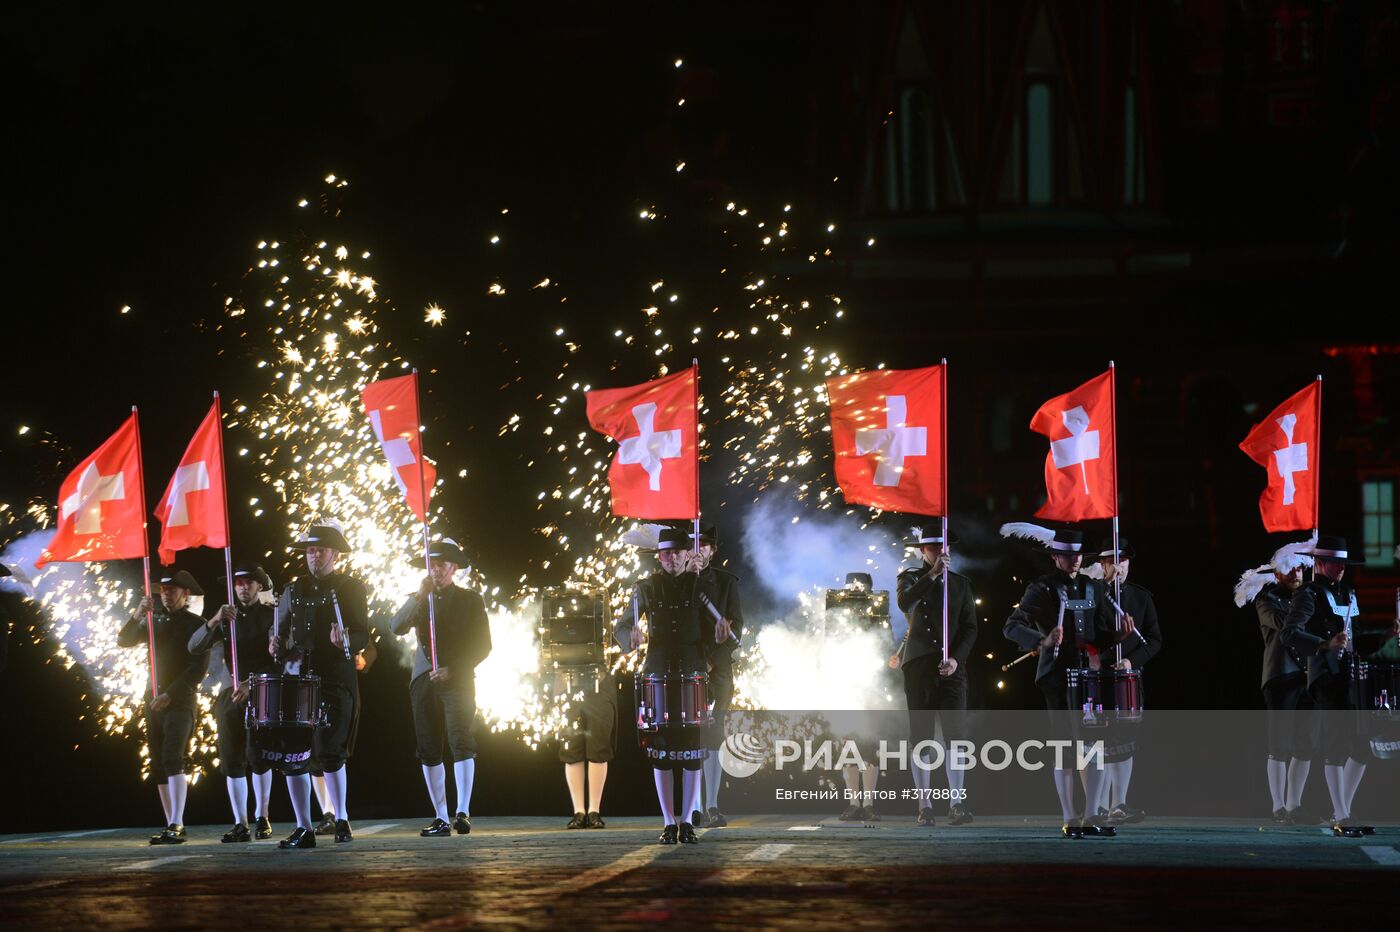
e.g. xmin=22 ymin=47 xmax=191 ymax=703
xmin=246 ymin=673 xmax=324 ymax=729
xmin=634 ymin=672 xmax=713 ymax=732
xmin=540 ymin=587 xmax=609 ymax=667
xmin=1349 ymin=660 xmax=1400 ymax=759
xmin=1066 ymin=668 xmax=1144 ymax=727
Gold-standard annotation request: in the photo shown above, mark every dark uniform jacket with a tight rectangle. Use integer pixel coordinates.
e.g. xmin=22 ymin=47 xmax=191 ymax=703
xmin=696 ymin=565 xmax=744 ymax=672
xmin=896 ymin=565 xmax=977 ymax=672
xmin=275 ymin=572 xmax=370 ymax=689
xmin=1003 ymin=571 xmax=1114 ymax=686
xmin=1257 ymin=582 xmax=1304 ymax=688
xmin=1114 ymin=580 xmax=1162 ymax=669
xmin=390 ymin=583 xmax=493 ymax=684
xmin=188 ymin=600 xmax=277 ymax=692
xmin=118 ymin=605 xmax=208 ymax=704
xmin=1280 ymin=577 xmax=1360 ymax=690
xmin=617 ymin=570 xmax=705 ymax=675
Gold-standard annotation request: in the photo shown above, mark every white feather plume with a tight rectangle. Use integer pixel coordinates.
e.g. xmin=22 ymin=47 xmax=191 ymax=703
xmin=1000 ymin=522 xmax=1055 ymax=545
xmin=1082 ymin=562 xmax=1105 ymax=579
xmin=621 ymin=523 xmax=668 ymax=550
xmin=1271 ymin=532 xmax=1318 ymax=574
xmin=1233 ymin=565 xmax=1274 ymax=608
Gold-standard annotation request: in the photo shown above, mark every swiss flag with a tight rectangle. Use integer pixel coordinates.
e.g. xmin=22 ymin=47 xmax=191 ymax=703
xmin=37 ymin=413 xmax=147 ymax=567
xmin=827 ymin=365 xmax=945 ymax=514
xmin=362 ymin=373 xmax=436 ymax=522
xmin=586 ymin=367 xmax=698 ymax=519
xmin=1031 ymin=370 xmax=1117 ymax=522
xmin=155 ymin=400 xmax=228 ymax=565
xmin=1239 ymin=381 xmax=1320 ymax=532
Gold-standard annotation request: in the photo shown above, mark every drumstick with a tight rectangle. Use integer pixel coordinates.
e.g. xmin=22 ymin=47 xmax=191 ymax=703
xmin=699 ymin=592 xmax=739 ymax=645
xmin=330 ymin=590 xmax=353 ymax=661
xmin=1104 ymin=594 xmax=1149 ymax=647
xmin=1001 ymin=649 xmax=1039 ymax=672
xmin=1052 ymin=596 xmax=1066 ymax=662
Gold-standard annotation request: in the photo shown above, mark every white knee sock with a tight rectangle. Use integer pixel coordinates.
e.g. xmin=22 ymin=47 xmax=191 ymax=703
xmin=323 ymin=767 xmax=349 ymax=822
xmin=423 ymin=763 xmax=449 ymax=822
xmin=654 ymin=769 xmax=676 ymax=825
xmin=157 ymin=782 xmax=173 ymax=826
xmin=313 ymin=774 xmax=333 ymax=818
xmin=1082 ymin=766 xmax=1108 ymax=819
xmin=1341 ymin=758 xmax=1366 ymax=816
xmin=1267 ymin=759 xmax=1287 ymax=811
xmin=946 ymin=756 xmax=966 ymax=808
xmin=682 ymin=769 xmax=703 ymax=823
xmin=1323 ymin=764 xmax=1347 ymax=821
xmin=1284 ymin=757 xmax=1310 ymax=811
xmin=453 ymin=759 xmax=475 ymax=817
xmin=1053 ymin=769 xmax=1077 ymax=822
xmin=168 ymin=773 xmax=188 ymax=826
xmin=587 ymin=762 xmax=607 ymax=813
xmin=227 ymin=776 xmax=249 ymax=825
xmin=912 ymin=750 xmax=933 ymax=803
xmin=702 ymin=754 xmax=722 ymax=812
xmin=564 ymin=763 xmax=586 ymax=813
xmin=253 ymin=771 xmax=273 ymax=819
xmin=1107 ymin=757 xmax=1133 ymax=809
xmin=287 ymin=773 xmax=313 ymax=830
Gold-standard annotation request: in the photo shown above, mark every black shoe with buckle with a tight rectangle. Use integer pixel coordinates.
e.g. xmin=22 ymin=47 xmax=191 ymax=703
xmin=453 ymin=812 xmax=471 ymax=835
xmin=222 ymin=823 xmax=251 ymax=843
xmin=278 ymin=827 xmax=316 ymax=849
xmin=254 ymin=816 xmax=273 ymax=840
xmin=659 ymin=824 xmax=678 ymax=845
xmin=566 ymin=812 xmax=587 ymax=830
xmin=1061 ymin=822 xmax=1084 ymax=839
xmin=421 ymin=818 xmax=452 ymax=837
xmin=948 ymin=804 xmax=974 ymax=826
xmin=150 ymin=823 xmax=186 ymax=845
xmin=334 ymin=819 xmax=353 ymax=843
xmin=1108 ymin=804 xmax=1145 ymax=825
xmin=861 ymin=806 xmax=881 ymax=822
xmin=1288 ymin=806 xmax=1325 ymax=826
xmin=314 ymin=815 xmax=336 ymax=836
xmin=704 ymin=808 xmax=727 ymax=828
xmin=585 ymin=811 xmax=605 ymax=829
xmin=1270 ymin=807 xmax=1290 ymax=825
xmin=1333 ymin=820 xmax=1364 ymax=838
xmin=678 ymin=822 xmax=699 ymax=844
xmin=690 ymin=809 xmax=708 ymax=829
xmin=838 ymin=804 xmax=863 ymax=821
xmin=916 ymin=808 xmax=936 ymax=827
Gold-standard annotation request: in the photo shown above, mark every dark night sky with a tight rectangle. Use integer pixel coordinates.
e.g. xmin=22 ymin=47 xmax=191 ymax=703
xmin=2 ymin=5 xmax=1397 ymax=831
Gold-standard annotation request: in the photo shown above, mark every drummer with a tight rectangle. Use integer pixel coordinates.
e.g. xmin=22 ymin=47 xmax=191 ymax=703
xmin=1281 ymin=534 xmax=1398 ymax=838
xmin=1086 ymin=537 xmax=1161 ymax=826
xmin=1002 ymin=524 xmax=1118 ymax=838
xmin=389 ymin=537 xmax=493 ymax=838
xmin=269 ymin=519 xmax=369 ymax=849
xmin=690 ymin=522 xmax=744 ymax=829
xmin=188 ymin=561 xmax=278 ymax=842
xmin=117 ymin=569 xmax=209 ymax=845
xmin=616 ymin=525 xmax=723 ymax=845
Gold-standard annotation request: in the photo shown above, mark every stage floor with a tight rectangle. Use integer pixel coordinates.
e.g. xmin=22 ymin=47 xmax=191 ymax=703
xmin=3 ymin=815 xmax=1396 ymax=928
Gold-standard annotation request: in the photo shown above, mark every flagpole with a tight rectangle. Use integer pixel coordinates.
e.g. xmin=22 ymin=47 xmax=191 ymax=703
xmin=412 ymin=369 xmax=439 ymax=673
xmin=940 ymin=358 xmax=949 ymax=665
xmin=1313 ymin=374 xmax=1322 ymax=542
xmin=131 ymin=406 xmax=159 ymax=698
xmin=1109 ymin=362 xmax=1122 ymax=667
xmin=211 ymin=392 xmax=240 ymax=686
xmin=692 ymin=358 xmax=701 ymax=552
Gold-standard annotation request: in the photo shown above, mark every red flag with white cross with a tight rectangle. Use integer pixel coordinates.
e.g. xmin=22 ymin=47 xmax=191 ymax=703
xmin=826 ymin=365 xmax=945 ymax=514
xmin=585 ymin=367 xmax=698 ymax=519
xmin=155 ymin=401 xmax=228 ymax=565
xmin=1031 ymin=370 xmax=1117 ymax=522
xmin=1239 ymin=380 xmax=1320 ymax=532
xmin=37 ymin=414 xmax=147 ymax=567
xmin=361 ymin=373 xmax=437 ymax=522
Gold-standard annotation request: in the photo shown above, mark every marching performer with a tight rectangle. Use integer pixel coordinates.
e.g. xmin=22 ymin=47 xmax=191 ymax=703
xmin=188 ymin=561 xmax=278 ymax=842
xmin=1086 ymin=537 xmax=1161 ymax=825
xmin=691 ymin=522 xmax=743 ymax=829
xmin=390 ymin=537 xmax=493 ymax=838
xmin=269 ymin=520 xmax=369 ymax=849
xmin=1235 ymin=539 xmax=1321 ymax=825
xmin=1002 ymin=524 xmax=1118 ymax=838
xmin=1281 ymin=534 xmax=1397 ymax=837
xmin=891 ymin=525 xmax=977 ymax=827
xmin=118 ymin=569 xmax=208 ymax=845
xmin=559 ymin=668 xmax=616 ymax=830
xmin=616 ymin=526 xmax=716 ymax=845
